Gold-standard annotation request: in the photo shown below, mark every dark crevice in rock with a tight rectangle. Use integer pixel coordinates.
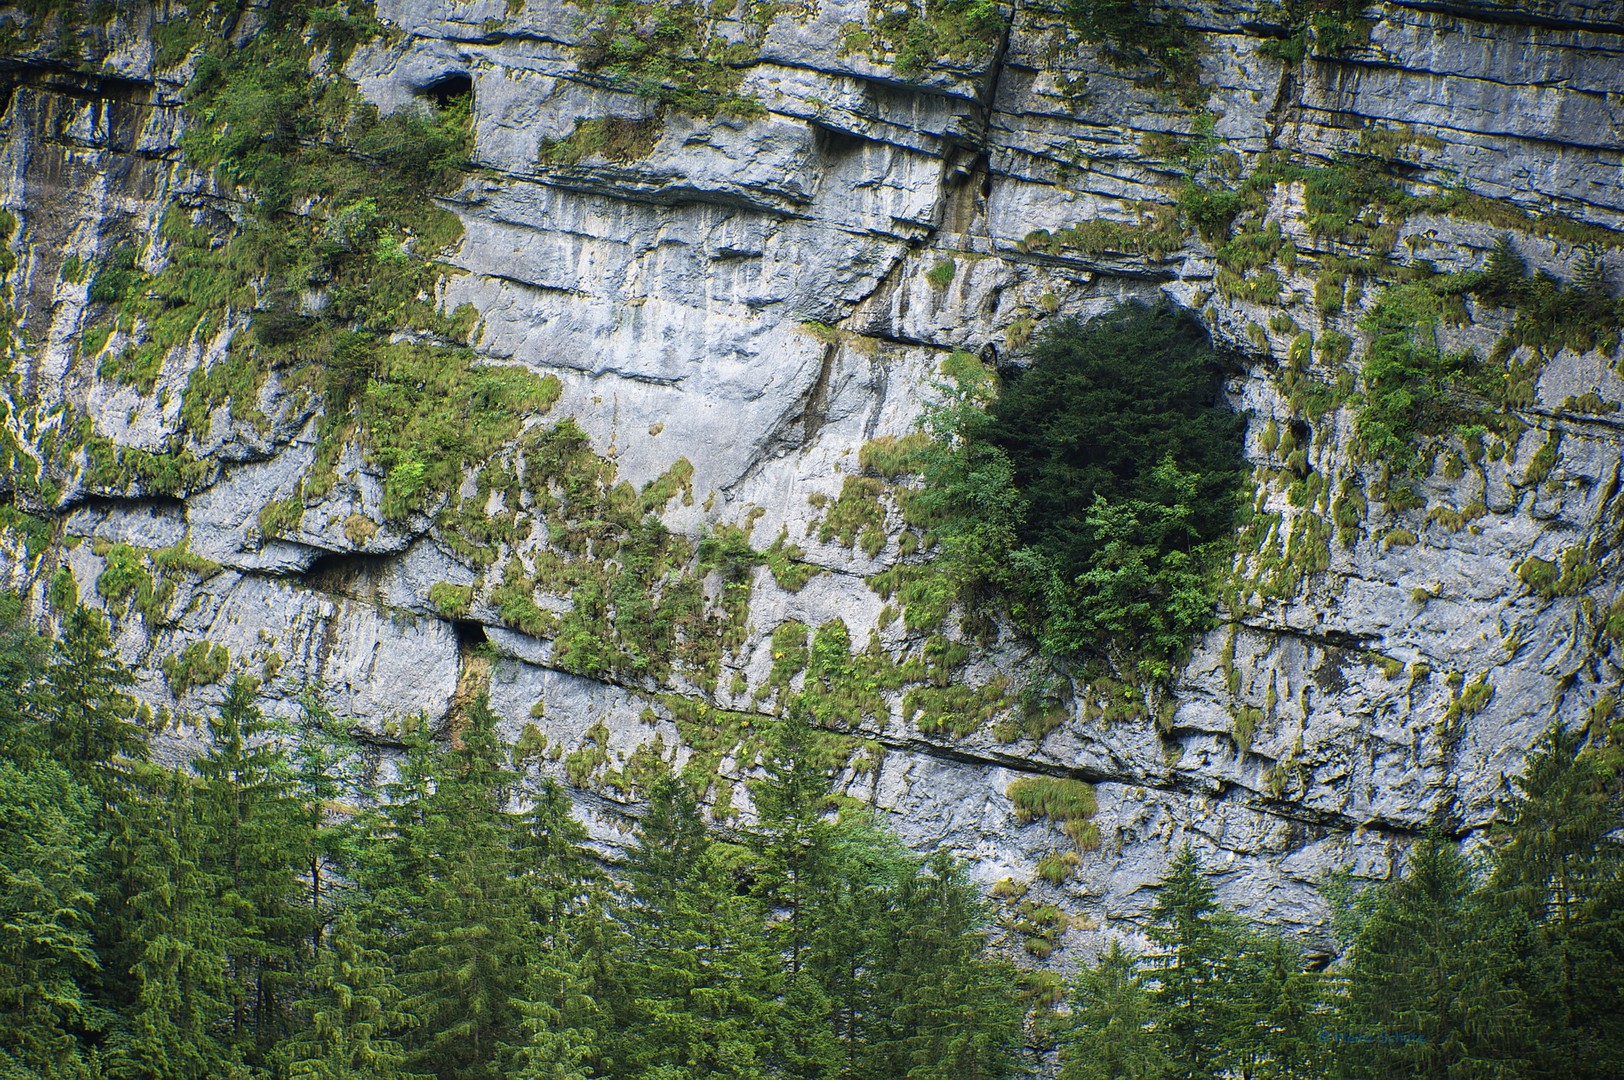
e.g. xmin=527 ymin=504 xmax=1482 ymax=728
xmin=298 ymin=550 xmax=395 ymax=598
xmin=419 ymin=26 xmax=575 ymax=49
xmin=998 ymin=248 xmax=1181 ymax=281
xmin=860 ymin=347 xmax=891 ymax=443
xmin=0 ymin=62 xmax=156 ymax=106
xmin=811 ymin=121 xmax=873 ymax=158
xmin=58 ymin=491 xmax=186 ymax=520
xmin=1392 ymin=0 xmax=1624 ymax=34
xmin=723 ymin=340 xmax=837 ymax=491
xmin=1227 ymin=619 xmax=1382 ymax=652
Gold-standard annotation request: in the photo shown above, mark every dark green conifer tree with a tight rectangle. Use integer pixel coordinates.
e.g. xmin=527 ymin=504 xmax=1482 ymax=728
xmin=352 ymin=713 xmax=440 ymax=940
xmin=513 ymin=776 xmax=606 ymax=930
xmin=509 ymin=949 xmax=600 ymax=1080
xmin=290 ymin=688 xmax=362 ymax=957
xmin=1060 ymin=940 xmax=1168 ymax=1080
xmin=564 ymin=888 xmax=633 ymax=1080
xmin=397 ymin=696 xmax=530 ymax=1080
xmin=619 ymin=775 xmax=777 ymax=1080
xmin=873 ymin=852 xmax=1022 ymax=1080
xmin=1143 ymin=844 xmax=1233 ymax=1080
xmin=1489 ymin=726 xmax=1624 ymax=1079
xmin=282 ymin=911 xmax=421 ymax=1080
xmin=748 ymin=710 xmax=847 ymax=1080
xmin=750 ymin=710 xmax=836 ymax=974
xmin=31 ymin=605 xmax=154 ymax=1041
xmin=816 ymin=820 xmax=913 ymax=1080
xmin=1340 ymin=830 xmax=1529 ymax=1080
xmin=106 ymin=769 xmax=235 ymax=1080
xmin=0 ymin=758 xmax=100 ymax=1079
xmin=0 ymin=594 xmax=47 ymax=764
xmin=194 ymin=675 xmax=305 ymax=1061
xmin=508 ymin=777 xmax=609 ymax=1080
xmin=1222 ymin=933 xmax=1326 ymax=1080
xmin=40 ymin=604 xmax=147 ymax=793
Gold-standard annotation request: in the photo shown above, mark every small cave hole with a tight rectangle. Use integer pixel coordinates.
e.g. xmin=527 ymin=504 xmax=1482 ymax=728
xmin=417 ymin=73 xmax=473 ymax=111
xmin=300 ymin=551 xmax=389 ymax=595
xmin=453 ymin=620 xmax=488 ymax=648
xmin=1290 ymin=419 xmax=1311 ymax=448
xmin=811 ymin=121 xmax=867 ymax=159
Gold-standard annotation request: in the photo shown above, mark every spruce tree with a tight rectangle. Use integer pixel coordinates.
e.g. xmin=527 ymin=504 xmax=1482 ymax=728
xmin=1222 ymin=933 xmax=1326 ymax=1080
xmin=40 ymin=604 xmax=147 ymax=792
xmin=397 ymin=696 xmax=529 ymax=1080
xmin=508 ymin=777 xmax=607 ymax=1080
xmin=351 ymin=714 xmax=440 ymax=940
xmin=874 ymin=852 xmax=1022 ymax=1080
xmin=38 ymin=606 xmax=152 ymax=1043
xmin=513 ymin=777 xmax=605 ymax=930
xmin=1143 ymin=844 xmax=1233 ymax=1080
xmin=194 ymin=675 xmax=305 ymax=1061
xmin=0 ymin=759 xmax=100 ymax=1080
xmin=105 ymin=769 xmax=236 ymax=1080
xmin=509 ymin=949 xmax=600 ymax=1080
xmin=750 ymin=709 xmax=835 ymax=974
xmin=619 ymin=775 xmax=777 ymax=1080
xmin=291 ymin=688 xmax=362 ymax=957
xmin=749 ymin=710 xmax=846 ymax=1080
xmin=0 ymin=598 xmax=47 ymax=765
xmin=1340 ymin=830 xmax=1529 ymax=1080
xmin=282 ymin=911 xmax=420 ymax=1080
xmin=1060 ymin=940 xmax=1168 ymax=1080
xmin=805 ymin=812 xmax=917 ymax=1080
xmin=1489 ymin=726 xmax=1624 ymax=1079
xmin=565 ymin=888 xmax=633 ymax=1080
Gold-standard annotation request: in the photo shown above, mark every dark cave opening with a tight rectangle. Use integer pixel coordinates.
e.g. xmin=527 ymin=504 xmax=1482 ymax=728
xmin=811 ymin=120 xmax=868 ymax=158
xmin=417 ymin=73 xmax=472 ymax=111
xmin=299 ymin=550 xmax=391 ymax=595
xmin=452 ymin=619 xmax=488 ymax=648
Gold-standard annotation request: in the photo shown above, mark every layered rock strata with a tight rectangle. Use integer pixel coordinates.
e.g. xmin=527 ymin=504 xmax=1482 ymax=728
xmin=2 ymin=0 xmax=1622 ymax=965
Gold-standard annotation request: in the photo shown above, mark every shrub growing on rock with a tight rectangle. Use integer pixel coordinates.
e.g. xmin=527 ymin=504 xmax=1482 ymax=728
xmin=917 ymin=300 xmax=1246 ymax=679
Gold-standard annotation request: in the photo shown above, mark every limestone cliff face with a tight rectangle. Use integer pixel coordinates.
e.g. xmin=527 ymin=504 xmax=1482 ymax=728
xmin=2 ymin=0 xmax=1622 ymax=964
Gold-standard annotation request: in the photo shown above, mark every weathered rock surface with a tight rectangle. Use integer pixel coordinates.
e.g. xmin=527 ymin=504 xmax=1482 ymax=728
xmin=2 ymin=0 xmax=1622 ymax=970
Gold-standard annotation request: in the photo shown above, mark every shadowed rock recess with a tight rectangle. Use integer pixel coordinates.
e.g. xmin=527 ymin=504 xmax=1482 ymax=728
xmin=2 ymin=0 xmax=1622 ymax=966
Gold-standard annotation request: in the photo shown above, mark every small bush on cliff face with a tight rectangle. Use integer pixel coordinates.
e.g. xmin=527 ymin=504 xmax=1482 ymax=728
xmin=844 ymin=0 xmax=1004 ymax=78
xmin=914 ymin=301 xmax=1246 ymax=679
xmin=1355 ymin=236 xmax=1622 ymax=482
xmin=574 ymin=0 xmax=761 ymax=115
xmin=87 ymin=245 xmax=139 ymax=304
xmin=1060 ymin=0 xmax=1201 ymax=94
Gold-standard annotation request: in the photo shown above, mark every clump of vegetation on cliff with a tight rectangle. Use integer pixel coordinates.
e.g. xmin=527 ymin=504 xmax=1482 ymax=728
xmin=912 ymin=300 xmax=1247 ymax=682
xmin=1257 ymin=0 xmax=1368 ymax=62
xmin=1356 ymin=236 xmax=1622 ymax=488
xmin=574 ymin=0 xmax=764 ymax=115
xmin=50 ymin=1 xmax=574 ymax=524
xmin=842 ymin=0 xmax=1005 ymax=77
xmin=1059 ymin=0 xmax=1203 ymax=98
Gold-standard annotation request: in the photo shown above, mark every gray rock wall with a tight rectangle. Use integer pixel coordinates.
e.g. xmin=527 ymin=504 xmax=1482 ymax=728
xmin=2 ymin=0 xmax=1621 ymax=968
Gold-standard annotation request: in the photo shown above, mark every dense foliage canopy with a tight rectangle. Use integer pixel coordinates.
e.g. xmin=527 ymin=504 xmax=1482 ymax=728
xmin=914 ymin=301 xmax=1246 ymax=680
xmin=985 ymin=301 xmax=1245 ymax=588
xmin=1 ymin=597 xmax=1620 ymax=1080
